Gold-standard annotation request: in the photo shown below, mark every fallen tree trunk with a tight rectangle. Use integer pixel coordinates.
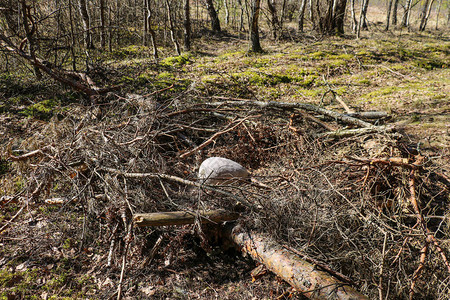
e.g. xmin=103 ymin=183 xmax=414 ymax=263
xmin=222 ymin=224 xmax=368 ymax=300
xmin=133 ymin=209 xmax=240 ymax=226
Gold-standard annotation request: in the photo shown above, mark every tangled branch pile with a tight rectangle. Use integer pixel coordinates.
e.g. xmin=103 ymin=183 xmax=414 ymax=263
xmin=1 ymin=91 xmax=449 ymax=299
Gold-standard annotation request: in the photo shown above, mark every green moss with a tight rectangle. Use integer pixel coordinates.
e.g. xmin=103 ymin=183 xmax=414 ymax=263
xmin=161 ymin=53 xmax=191 ymax=67
xmin=110 ymin=45 xmax=149 ymax=59
xmin=157 ymin=72 xmax=175 ymax=80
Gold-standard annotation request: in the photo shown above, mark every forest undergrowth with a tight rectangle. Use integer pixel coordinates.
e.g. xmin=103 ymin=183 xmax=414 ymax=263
xmin=0 ymin=31 xmax=449 ymax=299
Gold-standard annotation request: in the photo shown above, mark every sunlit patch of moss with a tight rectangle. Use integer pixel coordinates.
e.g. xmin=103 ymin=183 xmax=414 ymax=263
xmin=218 ymin=50 xmax=246 ymax=59
xmin=156 ymin=72 xmax=175 ymax=80
xmin=201 ymin=74 xmax=221 ymax=83
xmin=296 ymin=88 xmax=322 ymax=98
xmin=363 ymin=86 xmax=401 ymax=99
xmin=309 ymin=51 xmax=327 ymax=59
xmin=110 ymin=45 xmax=149 ymax=59
xmin=161 ymin=53 xmax=191 ymax=67
xmin=20 ymin=99 xmax=59 ymax=120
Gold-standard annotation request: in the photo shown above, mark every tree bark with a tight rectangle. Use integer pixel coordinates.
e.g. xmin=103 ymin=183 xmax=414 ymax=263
xmin=20 ymin=0 xmax=42 ymax=79
xmin=249 ymin=0 xmax=263 ymax=52
xmin=267 ymin=0 xmax=281 ymax=39
xmin=332 ymin=0 xmax=347 ymax=35
xmin=419 ymin=0 xmax=435 ymax=31
xmin=392 ymin=0 xmax=399 ymax=24
xmin=401 ymin=0 xmax=413 ymax=27
xmin=204 ymin=0 xmax=221 ymax=33
xmin=222 ymin=224 xmax=369 ymax=300
xmin=100 ymin=0 xmax=106 ymax=48
xmin=78 ymin=0 xmax=94 ymax=49
xmin=385 ymin=0 xmax=393 ymax=30
xmin=146 ymin=0 xmax=158 ymax=61
xmin=435 ymin=0 xmax=443 ymax=29
xmin=133 ymin=210 xmax=240 ymax=227
xmin=350 ymin=0 xmax=358 ymax=32
xmin=183 ymin=0 xmax=191 ymax=51
xmin=165 ymin=0 xmax=181 ymax=55
xmin=298 ymin=0 xmax=308 ymax=32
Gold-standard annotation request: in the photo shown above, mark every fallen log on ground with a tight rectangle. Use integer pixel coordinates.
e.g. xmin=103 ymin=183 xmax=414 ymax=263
xmin=133 ymin=209 xmax=240 ymax=226
xmin=222 ymin=224 xmax=369 ymax=300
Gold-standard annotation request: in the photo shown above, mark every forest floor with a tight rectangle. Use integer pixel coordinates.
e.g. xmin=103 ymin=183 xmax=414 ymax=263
xmin=0 ymin=29 xmax=449 ymax=299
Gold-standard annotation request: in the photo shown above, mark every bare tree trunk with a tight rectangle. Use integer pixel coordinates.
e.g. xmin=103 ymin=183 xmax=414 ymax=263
xmin=392 ymin=0 xmax=399 ymax=25
xmin=146 ymin=0 xmax=158 ymax=61
xmin=385 ymin=0 xmax=393 ymax=30
xmin=298 ymin=0 xmax=308 ymax=32
xmin=78 ymin=0 xmax=94 ymax=49
xmin=224 ymin=0 xmax=230 ymax=25
xmin=435 ymin=0 xmax=443 ymax=29
xmin=249 ymin=0 xmax=263 ymax=52
xmin=361 ymin=0 xmax=370 ymax=29
xmin=20 ymin=0 xmax=42 ymax=79
xmin=357 ymin=0 xmax=369 ymax=37
xmin=310 ymin=0 xmax=318 ymax=31
xmin=100 ymin=0 xmax=106 ymax=48
xmin=333 ymin=0 xmax=347 ymax=35
xmin=68 ymin=0 xmax=77 ymax=70
xmin=267 ymin=0 xmax=281 ymax=39
xmin=280 ymin=0 xmax=287 ymax=28
xmin=204 ymin=0 xmax=221 ymax=33
xmin=401 ymin=0 xmax=413 ymax=27
xmin=350 ymin=0 xmax=358 ymax=32
xmin=239 ymin=0 xmax=245 ymax=31
xmin=183 ymin=0 xmax=191 ymax=51
xmin=419 ymin=0 xmax=435 ymax=31
xmin=143 ymin=0 xmax=148 ymax=45
xmin=165 ymin=0 xmax=181 ymax=55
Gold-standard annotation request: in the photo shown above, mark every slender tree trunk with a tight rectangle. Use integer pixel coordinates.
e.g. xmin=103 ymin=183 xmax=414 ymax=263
xmin=419 ymin=0 xmax=435 ymax=30
xmin=357 ymin=0 xmax=369 ymax=37
xmin=435 ymin=0 xmax=442 ymax=29
xmin=333 ymin=0 xmax=347 ymax=35
xmin=401 ymin=0 xmax=413 ymax=27
xmin=249 ymin=0 xmax=263 ymax=52
xmin=224 ymin=0 xmax=230 ymax=25
xmin=68 ymin=0 xmax=77 ymax=70
xmin=267 ymin=0 xmax=281 ymax=39
xmin=385 ymin=0 xmax=393 ymax=30
xmin=20 ymin=0 xmax=42 ymax=79
xmin=143 ymin=0 xmax=148 ymax=45
xmin=239 ymin=0 xmax=245 ymax=31
xmin=280 ymin=0 xmax=287 ymax=28
xmin=310 ymin=0 xmax=316 ymax=30
xmin=361 ymin=0 xmax=370 ymax=29
xmin=108 ymin=5 xmax=112 ymax=51
xmin=165 ymin=0 xmax=180 ymax=55
xmin=205 ymin=0 xmax=221 ymax=32
xmin=100 ymin=0 xmax=106 ymax=48
xmin=298 ymin=0 xmax=308 ymax=32
xmin=78 ymin=0 xmax=94 ymax=49
xmin=183 ymin=0 xmax=191 ymax=51
xmin=146 ymin=0 xmax=158 ymax=61
xmin=350 ymin=0 xmax=358 ymax=32
xmin=392 ymin=0 xmax=399 ymax=25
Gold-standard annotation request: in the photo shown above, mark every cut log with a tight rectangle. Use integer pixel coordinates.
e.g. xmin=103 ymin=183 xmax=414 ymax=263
xmin=133 ymin=209 xmax=240 ymax=227
xmin=222 ymin=224 xmax=368 ymax=300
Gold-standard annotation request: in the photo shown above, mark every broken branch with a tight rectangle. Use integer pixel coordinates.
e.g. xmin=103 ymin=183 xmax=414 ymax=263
xmin=133 ymin=209 xmax=240 ymax=227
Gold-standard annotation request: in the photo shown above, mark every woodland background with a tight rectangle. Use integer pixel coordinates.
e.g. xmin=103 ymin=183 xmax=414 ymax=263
xmin=0 ymin=0 xmax=449 ymax=299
